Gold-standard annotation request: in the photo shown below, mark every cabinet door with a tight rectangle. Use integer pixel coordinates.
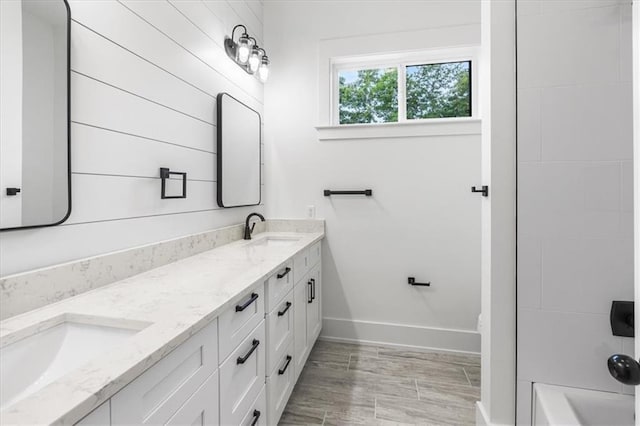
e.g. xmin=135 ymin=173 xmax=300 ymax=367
xmin=265 ymin=261 xmax=293 ymax=313
xmin=111 ymin=320 xmax=218 ymax=425
xmin=219 ymin=321 xmax=266 ymax=426
xmin=266 ymin=291 xmax=294 ymax=375
xmin=306 ymin=264 xmax=322 ymax=344
xmin=218 ymin=284 xmax=265 ymax=363
xmin=75 ymin=401 xmax=110 ymax=425
xmin=293 ymin=277 xmax=310 ymax=381
xmin=292 ymin=249 xmax=309 ymax=285
xmin=166 ymin=371 xmax=219 ymax=426
xmin=238 ymin=386 xmax=266 ymax=426
xmin=267 ymin=342 xmax=295 ymax=426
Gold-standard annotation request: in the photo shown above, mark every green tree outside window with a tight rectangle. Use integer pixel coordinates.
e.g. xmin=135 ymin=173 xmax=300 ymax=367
xmin=337 ymin=61 xmax=471 ymax=125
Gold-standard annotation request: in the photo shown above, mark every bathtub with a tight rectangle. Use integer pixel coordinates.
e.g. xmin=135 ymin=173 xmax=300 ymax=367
xmin=533 ymin=383 xmax=634 ymax=426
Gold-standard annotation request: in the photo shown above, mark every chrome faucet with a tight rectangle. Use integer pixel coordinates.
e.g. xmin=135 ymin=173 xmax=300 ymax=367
xmin=244 ymin=212 xmax=265 ymax=240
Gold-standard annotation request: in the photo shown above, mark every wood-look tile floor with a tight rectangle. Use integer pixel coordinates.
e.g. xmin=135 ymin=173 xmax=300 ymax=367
xmin=279 ymin=340 xmax=480 ymax=426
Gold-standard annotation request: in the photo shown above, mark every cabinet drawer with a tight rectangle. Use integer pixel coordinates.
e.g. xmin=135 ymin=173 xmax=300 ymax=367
xmin=111 ymin=320 xmax=218 ymax=425
xmin=166 ymin=370 xmax=219 ymax=426
xmin=75 ymin=401 xmax=110 ymax=425
xmin=292 ymin=249 xmax=309 ymax=284
xmin=220 ymin=321 xmax=266 ymax=426
xmin=308 ymin=241 xmax=321 ymax=268
xmin=267 ymin=342 xmax=295 ymax=426
xmin=266 ymin=292 xmax=294 ymax=375
xmin=238 ymin=386 xmax=266 ymax=426
xmin=218 ymin=284 xmax=265 ymax=362
xmin=265 ymin=260 xmax=293 ymax=313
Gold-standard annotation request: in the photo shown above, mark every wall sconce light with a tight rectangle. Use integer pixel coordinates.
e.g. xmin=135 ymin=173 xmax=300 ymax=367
xmin=224 ymin=24 xmax=270 ymax=83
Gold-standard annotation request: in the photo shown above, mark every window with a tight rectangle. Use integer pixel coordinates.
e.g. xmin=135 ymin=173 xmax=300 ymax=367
xmin=406 ymin=61 xmax=471 ymax=120
xmin=333 ymin=56 xmax=474 ymax=126
xmin=338 ymin=67 xmax=398 ymax=124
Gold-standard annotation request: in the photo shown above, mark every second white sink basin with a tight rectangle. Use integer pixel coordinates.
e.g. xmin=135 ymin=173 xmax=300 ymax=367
xmin=0 ymin=319 xmax=144 ymax=410
xmin=247 ymin=236 xmax=301 ymax=248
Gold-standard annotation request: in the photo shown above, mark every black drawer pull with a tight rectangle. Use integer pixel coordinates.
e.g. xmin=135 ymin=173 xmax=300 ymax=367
xmin=237 ymin=339 xmax=260 ymax=364
xmin=307 ymin=280 xmax=313 ymax=303
xmin=277 ymin=267 xmax=291 ymax=279
xmin=250 ymin=409 xmax=261 ymax=426
xmin=278 ymin=355 xmax=292 ymax=375
xmin=236 ymin=293 xmax=259 ymax=312
xmin=277 ymin=301 xmax=292 ymax=316
xmin=310 ymin=278 xmax=316 ymax=301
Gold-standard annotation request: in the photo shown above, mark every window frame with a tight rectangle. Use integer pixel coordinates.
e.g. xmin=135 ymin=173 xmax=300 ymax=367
xmin=330 ymin=48 xmax=479 ymax=126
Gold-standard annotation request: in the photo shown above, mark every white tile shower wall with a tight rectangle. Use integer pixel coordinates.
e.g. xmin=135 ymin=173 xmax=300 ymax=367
xmin=0 ymin=0 xmax=265 ymax=277
xmin=516 ymin=0 xmax=634 ymax=421
xmin=264 ymin=1 xmax=482 ymax=353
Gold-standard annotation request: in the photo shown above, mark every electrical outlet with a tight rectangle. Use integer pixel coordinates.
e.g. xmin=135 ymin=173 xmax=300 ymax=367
xmin=306 ymin=205 xmax=316 ymax=218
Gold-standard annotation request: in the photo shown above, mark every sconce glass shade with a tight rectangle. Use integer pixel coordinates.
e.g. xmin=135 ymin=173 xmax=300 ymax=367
xmin=248 ymin=48 xmax=260 ymax=73
xmin=258 ymin=57 xmax=269 ymax=82
xmin=237 ymin=35 xmax=250 ymax=64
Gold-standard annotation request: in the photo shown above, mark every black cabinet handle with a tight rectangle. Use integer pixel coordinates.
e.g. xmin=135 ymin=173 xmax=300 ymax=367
xmin=277 ymin=267 xmax=291 ymax=279
xmin=6 ymin=188 xmax=21 ymax=196
xmin=278 ymin=355 xmax=292 ymax=375
xmin=277 ymin=301 xmax=292 ymax=317
xmin=250 ymin=409 xmax=261 ymax=426
xmin=310 ymin=278 xmax=316 ymax=301
xmin=236 ymin=293 xmax=259 ymax=312
xmin=307 ymin=281 xmax=313 ymax=303
xmin=237 ymin=339 xmax=260 ymax=364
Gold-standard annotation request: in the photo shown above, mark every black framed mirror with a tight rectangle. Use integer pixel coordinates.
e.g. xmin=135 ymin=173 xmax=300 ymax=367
xmin=216 ymin=93 xmax=261 ymax=208
xmin=0 ymin=0 xmax=71 ymax=231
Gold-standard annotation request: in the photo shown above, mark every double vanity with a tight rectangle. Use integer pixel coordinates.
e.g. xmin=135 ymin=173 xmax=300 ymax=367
xmin=0 ymin=227 xmax=324 ymax=425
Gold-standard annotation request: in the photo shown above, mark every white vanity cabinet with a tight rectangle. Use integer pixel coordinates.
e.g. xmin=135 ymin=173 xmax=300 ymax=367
xmin=110 ymin=320 xmax=219 ymax=425
xmin=73 ymin=238 xmax=323 ymax=426
xmin=75 ymin=401 xmax=110 ymax=425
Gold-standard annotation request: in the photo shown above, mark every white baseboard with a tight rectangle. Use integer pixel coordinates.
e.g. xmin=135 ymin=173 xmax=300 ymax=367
xmin=476 ymin=401 xmax=516 ymax=426
xmin=320 ymin=317 xmax=481 ymax=354
xmin=476 ymin=402 xmax=490 ymax=426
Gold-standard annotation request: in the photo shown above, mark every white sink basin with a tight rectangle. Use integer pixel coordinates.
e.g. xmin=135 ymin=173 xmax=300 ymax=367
xmin=247 ymin=236 xmax=301 ymax=248
xmin=0 ymin=320 xmax=142 ymax=409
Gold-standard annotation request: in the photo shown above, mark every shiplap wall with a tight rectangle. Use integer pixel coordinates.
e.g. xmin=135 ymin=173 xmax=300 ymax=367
xmin=0 ymin=0 xmax=265 ymax=276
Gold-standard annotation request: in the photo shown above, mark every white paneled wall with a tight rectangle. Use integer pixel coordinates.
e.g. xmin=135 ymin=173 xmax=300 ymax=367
xmin=0 ymin=0 xmax=265 ymax=276
xmin=516 ymin=0 xmax=633 ymax=423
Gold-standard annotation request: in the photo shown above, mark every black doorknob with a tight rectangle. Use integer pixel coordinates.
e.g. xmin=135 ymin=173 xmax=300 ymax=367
xmin=607 ymin=354 xmax=640 ymax=385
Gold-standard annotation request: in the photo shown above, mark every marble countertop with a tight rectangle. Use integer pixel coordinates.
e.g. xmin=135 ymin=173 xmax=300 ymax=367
xmin=0 ymin=231 xmax=323 ymax=425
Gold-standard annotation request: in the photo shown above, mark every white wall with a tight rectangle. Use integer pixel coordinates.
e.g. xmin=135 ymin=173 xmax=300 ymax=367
xmin=516 ymin=0 xmax=634 ymax=423
xmin=264 ymin=1 xmax=482 ymax=352
xmin=0 ymin=0 xmax=265 ymax=276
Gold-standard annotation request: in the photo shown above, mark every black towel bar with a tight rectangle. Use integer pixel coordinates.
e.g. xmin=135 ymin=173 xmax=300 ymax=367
xmin=324 ymin=189 xmax=372 ymax=196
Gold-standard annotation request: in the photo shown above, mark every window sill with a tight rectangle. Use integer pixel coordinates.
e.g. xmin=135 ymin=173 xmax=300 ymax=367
xmin=315 ymin=118 xmax=481 ymax=141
